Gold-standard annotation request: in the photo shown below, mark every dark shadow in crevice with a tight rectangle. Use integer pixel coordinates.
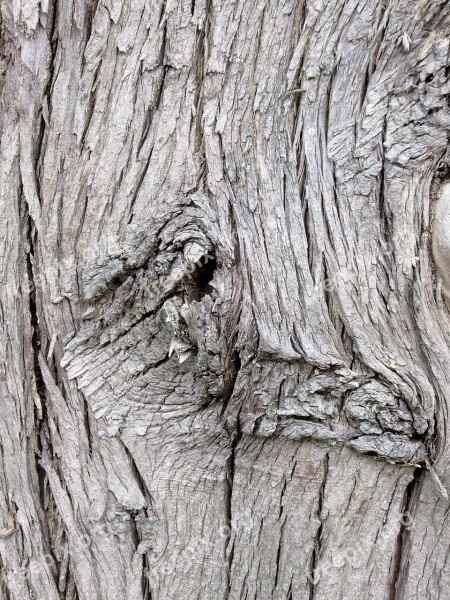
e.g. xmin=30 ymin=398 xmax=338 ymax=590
xmin=183 ymin=252 xmax=217 ymax=302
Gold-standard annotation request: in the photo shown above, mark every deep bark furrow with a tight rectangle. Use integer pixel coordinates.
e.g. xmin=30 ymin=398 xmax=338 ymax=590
xmin=309 ymin=452 xmax=328 ymax=600
xmin=388 ymin=467 xmax=423 ymax=600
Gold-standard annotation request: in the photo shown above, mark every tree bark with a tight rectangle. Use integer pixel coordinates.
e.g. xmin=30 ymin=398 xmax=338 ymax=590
xmin=1 ymin=0 xmax=450 ymax=598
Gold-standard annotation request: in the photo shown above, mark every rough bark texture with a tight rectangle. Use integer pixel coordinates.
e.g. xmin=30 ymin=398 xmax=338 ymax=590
xmin=1 ymin=0 xmax=450 ymax=598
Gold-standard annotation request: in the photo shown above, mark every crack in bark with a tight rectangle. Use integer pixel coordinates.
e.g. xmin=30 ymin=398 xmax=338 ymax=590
xmin=35 ymin=0 xmax=58 ymax=197
xmin=23 ymin=198 xmax=62 ymax=595
xmin=121 ymin=442 xmax=157 ymax=600
xmin=388 ymin=466 xmax=423 ymax=600
xmin=224 ymin=428 xmax=240 ymax=600
xmin=223 ymin=348 xmax=242 ymax=599
xmin=309 ymin=452 xmax=329 ymax=600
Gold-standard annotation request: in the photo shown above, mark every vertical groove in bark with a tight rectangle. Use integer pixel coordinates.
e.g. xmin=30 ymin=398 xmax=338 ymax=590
xmin=309 ymin=452 xmax=328 ymax=600
xmin=25 ymin=200 xmax=64 ymax=595
xmin=224 ymin=435 xmax=236 ymax=600
xmin=388 ymin=467 xmax=423 ymax=600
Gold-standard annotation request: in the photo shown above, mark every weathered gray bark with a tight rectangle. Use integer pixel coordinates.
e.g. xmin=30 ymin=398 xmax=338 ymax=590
xmin=1 ymin=0 xmax=450 ymax=598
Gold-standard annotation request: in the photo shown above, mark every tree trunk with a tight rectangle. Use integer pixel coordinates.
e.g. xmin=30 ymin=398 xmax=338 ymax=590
xmin=1 ymin=0 xmax=450 ymax=598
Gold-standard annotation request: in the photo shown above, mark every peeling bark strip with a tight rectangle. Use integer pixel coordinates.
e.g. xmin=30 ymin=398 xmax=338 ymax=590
xmin=1 ymin=0 xmax=450 ymax=598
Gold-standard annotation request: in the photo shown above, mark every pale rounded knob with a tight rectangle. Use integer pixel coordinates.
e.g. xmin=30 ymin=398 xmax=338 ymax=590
xmin=432 ymin=181 xmax=450 ymax=307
